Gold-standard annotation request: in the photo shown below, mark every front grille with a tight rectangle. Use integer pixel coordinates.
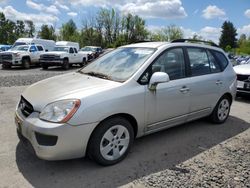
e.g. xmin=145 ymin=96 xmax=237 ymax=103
xmin=1 ymin=54 xmax=12 ymax=61
xmin=237 ymin=74 xmax=250 ymax=82
xmin=40 ymin=55 xmax=60 ymax=61
xmin=19 ymin=96 xmax=34 ymax=117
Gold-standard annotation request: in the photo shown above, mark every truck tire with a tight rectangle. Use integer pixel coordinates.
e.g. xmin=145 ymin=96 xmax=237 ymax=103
xmin=62 ymin=58 xmax=69 ymax=70
xmin=22 ymin=58 xmax=30 ymax=69
xmin=80 ymin=57 xmax=87 ymax=67
xmin=42 ymin=64 xmax=48 ymax=70
xmin=2 ymin=64 xmax=11 ymax=69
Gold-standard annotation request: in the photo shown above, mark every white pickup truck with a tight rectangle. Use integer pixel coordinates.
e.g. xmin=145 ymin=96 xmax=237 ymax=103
xmin=0 ymin=44 xmax=45 ymax=69
xmin=39 ymin=46 xmax=88 ymax=70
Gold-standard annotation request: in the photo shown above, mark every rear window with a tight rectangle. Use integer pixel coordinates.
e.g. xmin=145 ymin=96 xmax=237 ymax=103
xmin=212 ymin=51 xmax=229 ymax=70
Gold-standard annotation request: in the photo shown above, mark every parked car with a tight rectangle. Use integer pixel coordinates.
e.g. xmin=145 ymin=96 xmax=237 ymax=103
xmin=0 ymin=44 xmax=12 ymax=52
xmin=15 ymin=40 xmax=236 ymax=165
xmin=0 ymin=44 xmax=45 ymax=69
xmin=79 ymin=46 xmax=102 ymax=60
xmin=233 ymin=64 xmax=250 ymax=96
xmin=39 ymin=45 xmax=88 ymax=70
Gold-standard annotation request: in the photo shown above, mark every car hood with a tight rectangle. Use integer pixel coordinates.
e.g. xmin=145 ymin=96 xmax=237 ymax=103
xmin=79 ymin=51 xmax=93 ymax=54
xmin=22 ymin=72 xmax=121 ymax=111
xmin=41 ymin=51 xmax=66 ymax=55
xmin=233 ymin=64 xmax=250 ymax=75
xmin=0 ymin=50 xmax=24 ymax=54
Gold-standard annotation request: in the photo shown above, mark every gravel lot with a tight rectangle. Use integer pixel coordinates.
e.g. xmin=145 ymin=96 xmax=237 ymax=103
xmin=0 ymin=65 xmax=249 ymax=188
xmin=0 ymin=65 xmax=77 ymax=87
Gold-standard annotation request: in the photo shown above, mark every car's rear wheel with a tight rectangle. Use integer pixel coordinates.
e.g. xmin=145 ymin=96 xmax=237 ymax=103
xmin=209 ymin=96 xmax=231 ymax=124
xmin=88 ymin=117 xmax=134 ymax=166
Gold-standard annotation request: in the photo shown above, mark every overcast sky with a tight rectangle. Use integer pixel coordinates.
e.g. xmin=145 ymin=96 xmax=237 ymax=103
xmin=0 ymin=0 xmax=250 ymax=43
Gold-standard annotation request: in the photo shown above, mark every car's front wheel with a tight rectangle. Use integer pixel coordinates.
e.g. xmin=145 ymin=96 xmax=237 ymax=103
xmin=209 ymin=95 xmax=231 ymax=124
xmin=88 ymin=117 xmax=134 ymax=166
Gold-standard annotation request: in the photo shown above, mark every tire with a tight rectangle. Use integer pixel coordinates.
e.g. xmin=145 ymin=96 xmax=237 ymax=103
xmin=42 ymin=64 xmax=48 ymax=70
xmin=209 ymin=96 xmax=231 ymax=124
xmin=62 ymin=58 xmax=69 ymax=70
xmin=88 ymin=117 xmax=134 ymax=166
xmin=22 ymin=58 xmax=30 ymax=69
xmin=80 ymin=58 xmax=87 ymax=67
xmin=2 ymin=64 xmax=11 ymax=69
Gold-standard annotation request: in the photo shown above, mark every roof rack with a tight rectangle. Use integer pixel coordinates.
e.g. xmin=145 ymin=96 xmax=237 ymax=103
xmin=171 ymin=39 xmax=219 ymax=47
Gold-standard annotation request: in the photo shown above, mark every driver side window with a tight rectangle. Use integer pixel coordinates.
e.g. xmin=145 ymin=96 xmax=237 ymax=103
xmin=140 ymin=48 xmax=186 ymax=84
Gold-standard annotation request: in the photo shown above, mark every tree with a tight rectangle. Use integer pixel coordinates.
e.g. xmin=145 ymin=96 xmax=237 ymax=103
xmin=15 ymin=20 xmax=26 ymax=38
xmin=38 ymin=24 xmax=56 ymax=40
xmin=60 ymin=19 xmax=79 ymax=42
xmin=0 ymin=12 xmax=8 ymax=43
xmin=150 ymin=25 xmax=183 ymax=42
xmin=25 ymin=20 xmax=35 ymax=37
xmin=219 ymin=21 xmax=237 ymax=50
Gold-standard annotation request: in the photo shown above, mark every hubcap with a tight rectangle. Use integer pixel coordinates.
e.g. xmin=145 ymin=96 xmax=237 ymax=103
xmin=100 ymin=125 xmax=130 ymax=161
xmin=217 ymin=99 xmax=230 ymax=121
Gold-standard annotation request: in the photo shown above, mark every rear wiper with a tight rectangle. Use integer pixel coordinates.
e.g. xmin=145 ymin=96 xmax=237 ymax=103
xmin=82 ymin=71 xmax=112 ymax=80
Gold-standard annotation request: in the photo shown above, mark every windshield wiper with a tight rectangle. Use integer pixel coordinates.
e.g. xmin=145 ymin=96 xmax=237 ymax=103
xmin=81 ymin=71 xmax=112 ymax=80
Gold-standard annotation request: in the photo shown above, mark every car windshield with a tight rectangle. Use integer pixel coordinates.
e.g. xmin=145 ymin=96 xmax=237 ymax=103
xmin=80 ymin=47 xmax=155 ymax=82
xmin=54 ymin=46 xmax=69 ymax=52
xmin=11 ymin=45 xmax=29 ymax=51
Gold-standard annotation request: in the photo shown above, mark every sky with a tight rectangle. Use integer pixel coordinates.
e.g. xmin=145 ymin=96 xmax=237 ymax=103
xmin=0 ymin=0 xmax=250 ymax=44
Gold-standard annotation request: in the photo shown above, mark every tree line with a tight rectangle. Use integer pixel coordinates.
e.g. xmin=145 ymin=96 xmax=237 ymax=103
xmin=0 ymin=8 xmax=249 ymax=54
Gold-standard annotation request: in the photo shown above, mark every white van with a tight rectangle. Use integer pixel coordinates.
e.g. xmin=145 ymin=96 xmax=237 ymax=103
xmin=12 ymin=38 xmax=55 ymax=51
xmin=56 ymin=41 xmax=79 ymax=50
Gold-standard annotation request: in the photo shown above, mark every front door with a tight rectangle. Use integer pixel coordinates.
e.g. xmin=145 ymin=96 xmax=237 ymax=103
xmin=143 ymin=48 xmax=190 ymax=133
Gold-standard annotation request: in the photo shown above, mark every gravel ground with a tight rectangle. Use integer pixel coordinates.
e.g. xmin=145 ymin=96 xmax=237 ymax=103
xmin=0 ymin=65 xmax=77 ymax=87
xmin=122 ymin=128 xmax=250 ymax=188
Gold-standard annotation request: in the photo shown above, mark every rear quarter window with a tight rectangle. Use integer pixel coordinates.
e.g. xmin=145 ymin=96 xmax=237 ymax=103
xmin=212 ymin=51 xmax=229 ymax=70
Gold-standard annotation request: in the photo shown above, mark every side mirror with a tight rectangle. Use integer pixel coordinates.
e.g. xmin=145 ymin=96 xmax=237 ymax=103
xmin=149 ymin=72 xmax=170 ymax=90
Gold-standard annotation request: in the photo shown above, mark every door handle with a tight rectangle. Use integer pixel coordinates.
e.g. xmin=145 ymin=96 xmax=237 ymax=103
xmin=179 ymin=86 xmax=190 ymax=93
xmin=216 ymin=80 xmax=222 ymax=85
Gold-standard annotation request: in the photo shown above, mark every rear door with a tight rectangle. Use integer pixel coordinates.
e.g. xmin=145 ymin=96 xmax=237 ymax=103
xmin=185 ymin=47 xmax=223 ymax=121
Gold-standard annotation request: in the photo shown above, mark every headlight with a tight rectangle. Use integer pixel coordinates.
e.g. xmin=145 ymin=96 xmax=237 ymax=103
xmin=14 ymin=53 xmax=20 ymax=57
xmin=39 ymin=99 xmax=81 ymax=123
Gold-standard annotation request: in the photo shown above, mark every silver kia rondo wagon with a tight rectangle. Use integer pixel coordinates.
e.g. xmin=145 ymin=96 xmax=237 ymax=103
xmin=15 ymin=40 xmax=237 ymax=165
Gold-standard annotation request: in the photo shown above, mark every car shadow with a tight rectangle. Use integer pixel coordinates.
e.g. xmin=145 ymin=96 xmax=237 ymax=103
xmin=16 ymin=116 xmax=250 ymax=188
xmin=0 ymin=65 xmax=40 ymax=71
xmin=39 ymin=65 xmax=81 ymax=72
xmin=236 ymin=95 xmax=250 ymax=104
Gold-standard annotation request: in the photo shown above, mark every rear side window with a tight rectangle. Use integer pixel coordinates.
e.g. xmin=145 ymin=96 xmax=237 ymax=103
xmin=37 ymin=46 xmax=44 ymax=51
xmin=187 ymin=48 xmax=210 ymax=76
xmin=207 ymin=50 xmax=221 ymax=73
xmin=212 ymin=51 xmax=229 ymax=70
xmin=74 ymin=48 xmax=78 ymax=53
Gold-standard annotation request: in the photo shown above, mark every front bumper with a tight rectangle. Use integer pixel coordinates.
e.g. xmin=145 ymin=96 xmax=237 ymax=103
xmin=40 ymin=59 xmax=64 ymax=67
xmin=15 ymin=109 xmax=98 ymax=160
xmin=236 ymin=80 xmax=250 ymax=95
xmin=2 ymin=59 xmax=22 ymax=66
